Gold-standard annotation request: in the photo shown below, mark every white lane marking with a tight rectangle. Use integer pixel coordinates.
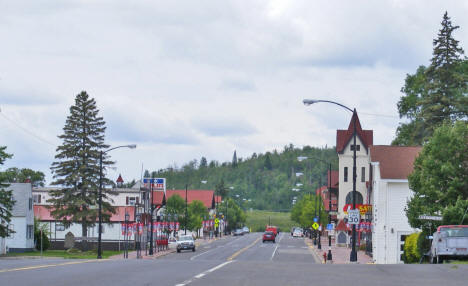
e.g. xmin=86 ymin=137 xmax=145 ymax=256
xmin=190 ymin=236 xmax=240 ymax=261
xmin=271 ymin=244 xmax=279 ymax=261
xmin=174 ymin=260 xmax=234 ymax=286
xmin=206 ymin=261 xmax=233 ymax=273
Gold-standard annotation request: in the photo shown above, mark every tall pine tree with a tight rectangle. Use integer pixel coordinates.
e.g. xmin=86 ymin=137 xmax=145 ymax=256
xmin=49 ymin=91 xmax=115 ymax=238
xmin=232 ymin=150 xmax=238 ymax=168
xmin=0 ymin=146 xmax=15 ymax=238
xmin=393 ymin=12 xmax=468 ymax=145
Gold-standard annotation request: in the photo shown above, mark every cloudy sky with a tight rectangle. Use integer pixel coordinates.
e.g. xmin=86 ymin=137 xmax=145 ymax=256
xmin=1 ymin=1 xmax=467 ymax=185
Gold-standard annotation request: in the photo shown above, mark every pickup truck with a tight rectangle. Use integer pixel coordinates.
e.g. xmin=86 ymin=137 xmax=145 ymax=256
xmin=430 ymin=225 xmax=468 ymax=263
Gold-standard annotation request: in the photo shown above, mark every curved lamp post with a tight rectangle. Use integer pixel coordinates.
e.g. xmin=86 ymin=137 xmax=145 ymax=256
xmin=303 ymin=99 xmax=358 ymax=262
xmin=98 ymin=144 xmax=136 ymax=259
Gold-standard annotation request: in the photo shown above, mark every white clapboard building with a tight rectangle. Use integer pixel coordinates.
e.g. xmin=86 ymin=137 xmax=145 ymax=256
xmin=369 ymin=145 xmax=422 ymax=264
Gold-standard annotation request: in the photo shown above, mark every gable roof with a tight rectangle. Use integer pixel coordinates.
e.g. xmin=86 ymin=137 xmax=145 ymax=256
xmin=166 ymin=190 xmax=215 ymax=209
xmin=370 ymin=145 xmax=422 ymax=180
xmin=151 ymin=191 xmax=166 ymax=206
xmin=116 ymin=174 xmax=124 ymax=183
xmin=336 ymin=110 xmax=373 ymax=154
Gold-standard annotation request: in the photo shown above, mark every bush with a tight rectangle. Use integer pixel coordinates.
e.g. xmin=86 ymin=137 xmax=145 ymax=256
xmin=403 ymin=232 xmax=421 ymax=263
xmin=34 ymin=230 xmax=50 ymax=251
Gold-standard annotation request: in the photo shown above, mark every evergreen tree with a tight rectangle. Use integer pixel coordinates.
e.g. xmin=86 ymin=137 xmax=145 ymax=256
xmin=199 ymin=157 xmax=208 ymax=168
xmin=0 ymin=146 xmax=15 ymax=238
xmin=264 ymin=152 xmax=273 ymax=170
xmin=48 ymin=91 xmax=115 ymax=238
xmin=232 ymin=150 xmax=238 ymax=168
xmin=215 ymin=179 xmax=228 ymax=199
xmin=393 ymin=12 xmax=468 ymax=145
xmin=2 ymin=168 xmax=45 ymax=187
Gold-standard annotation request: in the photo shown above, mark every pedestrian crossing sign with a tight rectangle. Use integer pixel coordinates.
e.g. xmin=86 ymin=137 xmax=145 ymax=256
xmin=312 ymin=222 xmax=319 ymax=230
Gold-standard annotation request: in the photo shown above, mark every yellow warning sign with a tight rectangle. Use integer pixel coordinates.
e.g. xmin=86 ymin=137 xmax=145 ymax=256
xmin=312 ymin=222 xmax=319 ymax=230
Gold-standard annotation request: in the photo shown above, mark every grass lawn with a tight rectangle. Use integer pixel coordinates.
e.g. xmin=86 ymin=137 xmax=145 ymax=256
xmin=246 ymin=210 xmax=295 ymax=232
xmin=4 ymin=250 xmax=123 ymax=259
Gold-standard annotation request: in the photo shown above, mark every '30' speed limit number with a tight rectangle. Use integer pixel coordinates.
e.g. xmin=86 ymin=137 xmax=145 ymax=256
xmin=347 ymin=209 xmax=360 ymax=225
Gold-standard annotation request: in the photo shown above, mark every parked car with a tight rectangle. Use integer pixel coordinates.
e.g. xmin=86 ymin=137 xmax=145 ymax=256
xmin=242 ymin=226 xmax=250 ymax=234
xmin=430 ymin=225 xmax=468 ymax=263
xmin=233 ymin=228 xmax=244 ymax=236
xmin=263 ymin=231 xmax=276 ymax=243
xmin=176 ymin=235 xmax=196 ymax=253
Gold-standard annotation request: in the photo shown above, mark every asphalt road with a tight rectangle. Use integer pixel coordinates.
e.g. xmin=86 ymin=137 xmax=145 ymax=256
xmin=1 ymin=232 xmax=467 ymax=286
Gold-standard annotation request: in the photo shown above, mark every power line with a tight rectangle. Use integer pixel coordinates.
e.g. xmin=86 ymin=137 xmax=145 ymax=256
xmin=0 ymin=107 xmax=57 ymax=147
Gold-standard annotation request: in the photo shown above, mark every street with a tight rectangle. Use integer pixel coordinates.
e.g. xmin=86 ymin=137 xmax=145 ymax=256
xmin=1 ymin=233 xmax=467 ymax=286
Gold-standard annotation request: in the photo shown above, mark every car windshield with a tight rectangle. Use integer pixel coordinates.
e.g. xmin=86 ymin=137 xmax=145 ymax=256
xmin=265 ymin=232 xmax=274 ymax=235
xmin=441 ymin=227 xmax=468 ymax=237
xmin=179 ymin=235 xmax=193 ymax=241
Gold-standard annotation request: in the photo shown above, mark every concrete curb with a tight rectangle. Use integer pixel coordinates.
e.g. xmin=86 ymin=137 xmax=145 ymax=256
xmin=305 ymin=239 xmax=323 ymax=264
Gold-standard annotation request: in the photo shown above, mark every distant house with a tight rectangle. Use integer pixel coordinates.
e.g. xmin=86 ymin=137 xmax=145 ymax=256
xmin=0 ymin=183 xmax=35 ymax=253
xmin=369 ymin=145 xmax=422 ymax=264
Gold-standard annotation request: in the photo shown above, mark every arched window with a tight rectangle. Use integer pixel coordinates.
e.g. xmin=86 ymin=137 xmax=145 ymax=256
xmin=345 ymin=191 xmax=363 ymax=205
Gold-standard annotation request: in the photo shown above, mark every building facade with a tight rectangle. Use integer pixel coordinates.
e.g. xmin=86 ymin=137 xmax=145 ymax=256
xmin=370 ymin=145 xmax=422 ymax=264
xmin=336 ymin=111 xmax=373 ymax=219
xmin=1 ymin=183 xmax=35 ymax=253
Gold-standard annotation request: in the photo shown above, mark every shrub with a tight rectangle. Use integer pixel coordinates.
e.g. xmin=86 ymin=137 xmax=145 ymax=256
xmin=404 ymin=232 xmax=421 ymax=263
xmin=34 ymin=230 xmax=50 ymax=251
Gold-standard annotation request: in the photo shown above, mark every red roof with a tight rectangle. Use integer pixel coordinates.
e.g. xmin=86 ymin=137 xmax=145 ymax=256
xmin=215 ymin=195 xmax=222 ymax=204
xmin=116 ymin=174 xmax=124 ymax=183
xmin=34 ymin=205 xmax=135 ymax=222
xmin=166 ymin=190 xmax=215 ymax=209
xmin=370 ymin=145 xmax=422 ymax=179
xmin=315 ymin=186 xmax=327 ymax=196
xmin=327 ymin=170 xmax=339 ymax=188
xmin=335 ymin=219 xmax=348 ymax=231
xmin=336 ymin=111 xmax=373 ymax=154
xmin=151 ymin=191 xmax=165 ymax=206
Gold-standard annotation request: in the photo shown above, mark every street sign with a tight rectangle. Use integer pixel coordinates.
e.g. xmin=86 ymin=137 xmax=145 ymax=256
xmin=214 ymin=218 xmax=219 ymax=227
xmin=328 ymin=230 xmax=335 ymax=236
xmin=418 ymin=215 xmax=442 ymax=221
xmin=313 ymin=217 xmax=318 ymax=223
xmin=327 ymin=223 xmax=334 ymax=230
xmin=347 ymin=209 xmax=360 ymax=225
xmin=312 ymin=222 xmax=319 ymax=230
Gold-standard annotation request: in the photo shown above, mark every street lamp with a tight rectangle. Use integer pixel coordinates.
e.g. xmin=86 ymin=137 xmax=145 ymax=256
xmin=303 ymin=98 xmax=357 ymax=262
xmin=185 ymin=184 xmax=188 ymax=235
xmin=98 ymin=144 xmax=136 ymax=259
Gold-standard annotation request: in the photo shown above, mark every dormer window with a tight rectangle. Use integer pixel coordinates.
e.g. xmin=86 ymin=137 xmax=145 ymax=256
xmin=350 ymin=144 xmax=360 ymax=151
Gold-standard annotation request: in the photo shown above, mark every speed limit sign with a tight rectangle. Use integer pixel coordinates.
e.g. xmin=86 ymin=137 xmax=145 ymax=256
xmin=347 ymin=209 xmax=360 ymax=225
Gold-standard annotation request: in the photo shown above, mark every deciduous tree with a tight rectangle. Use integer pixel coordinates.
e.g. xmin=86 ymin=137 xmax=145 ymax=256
xmin=0 ymin=146 xmax=15 ymax=238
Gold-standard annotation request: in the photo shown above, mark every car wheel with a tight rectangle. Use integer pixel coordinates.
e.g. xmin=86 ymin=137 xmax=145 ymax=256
xmin=437 ymin=255 xmax=443 ymax=264
xmin=192 ymin=247 xmax=196 ymax=252
xmin=263 ymin=240 xmax=265 ymax=243
xmin=273 ymin=240 xmax=275 ymax=243
xmin=177 ymin=249 xmax=181 ymax=253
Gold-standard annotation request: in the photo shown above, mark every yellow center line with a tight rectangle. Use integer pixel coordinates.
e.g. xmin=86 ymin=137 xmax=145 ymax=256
xmin=227 ymin=236 xmax=262 ymax=261
xmin=0 ymin=259 xmax=106 ymax=273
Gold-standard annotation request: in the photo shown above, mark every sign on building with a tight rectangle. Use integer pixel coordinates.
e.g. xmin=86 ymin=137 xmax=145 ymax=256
xmin=143 ymin=178 xmax=166 ymax=193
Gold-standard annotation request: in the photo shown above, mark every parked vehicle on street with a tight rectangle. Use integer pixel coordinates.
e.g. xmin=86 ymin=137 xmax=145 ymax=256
xmin=263 ymin=231 xmax=276 ymax=243
xmin=242 ymin=226 xmax=250 ymax=234
xmin=176 ymin=235 xmax=196 ymax=253
xmin=233 ymin=228 xmax=244 ymax=236
xmin=430 ymin=225 xmax=468 ymax=263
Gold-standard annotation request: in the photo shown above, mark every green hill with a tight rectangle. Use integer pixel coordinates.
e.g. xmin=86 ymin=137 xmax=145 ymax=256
xmin=150 ymin=144 xmax=338 ymax=211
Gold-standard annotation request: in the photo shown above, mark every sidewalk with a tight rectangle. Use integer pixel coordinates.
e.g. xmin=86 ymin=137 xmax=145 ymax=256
xmin=109 ymin=236 xmax=223 ymax=260
xmin=306 ymin=236 xmax=373 ymax=264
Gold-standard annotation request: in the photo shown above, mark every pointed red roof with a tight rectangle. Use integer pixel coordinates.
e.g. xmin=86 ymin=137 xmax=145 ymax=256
xmin=116 ymin=174 xmax=124 ymax=183
xmin=336 ymin=110 xmax=373 ymax=154
xmin=335 ymin=219 xmax=349 ymax=231
xmin=151 ymin=191 xmax=166 ymax=206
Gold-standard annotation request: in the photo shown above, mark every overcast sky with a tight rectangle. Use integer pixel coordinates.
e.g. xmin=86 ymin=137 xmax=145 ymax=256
xmin=1 ymin=1 xmax=467 ymax=185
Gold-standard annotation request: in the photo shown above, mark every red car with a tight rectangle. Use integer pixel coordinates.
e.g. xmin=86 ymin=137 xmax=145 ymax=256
xmin=263 ymin=231 xmax=276 ymax=243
